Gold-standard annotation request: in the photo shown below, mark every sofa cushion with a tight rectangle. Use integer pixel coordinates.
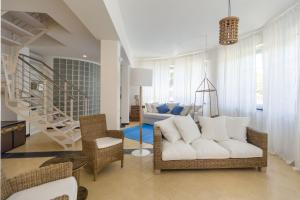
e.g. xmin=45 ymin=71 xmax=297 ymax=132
xmin=171 ymin=105 xmax=184 ymax=115
xmin=218 ymin=139 xmax=263 ymax=158
xmin=143 ymin=112 xmax=174 ymax=119
xmin=145 ymin=103 xmax=153 ymax=112
xmin=96 ymin=137 xmax=122 ymax=149
xmin=225 ymin=116 xmax=250 ymax=143
xmin=199 ymin=116 xmax=229 ymax=141
xmin=157 ymin=104 xmax=170 ymax=114
xmin=162 ymin=139 xmax=196 ymax=161
xmin=174 ymin=115 xmax=201 ymax=143
xmin=7 ymin=177 xmax=77 ymax=200
xmin=191 ymin=138 xmax=230 ymax=159
xmin=151 ymin=103 xmax=159 ymax=113
xmin=180 ymin=105 xmax=192 ymax=116
xmin=167 ymin=103 xmax=179 ymax=113
xmin=155 ymin=117 xmax=181 ymax=143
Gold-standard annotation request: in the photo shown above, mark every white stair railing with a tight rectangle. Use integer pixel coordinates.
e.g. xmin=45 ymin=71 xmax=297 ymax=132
xmin=2 ymin=54 xmax=90 ymax=149
xmin=1 ymin=11 xmax=93 ymax=149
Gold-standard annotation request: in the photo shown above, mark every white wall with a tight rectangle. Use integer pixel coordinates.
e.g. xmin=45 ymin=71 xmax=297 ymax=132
xmin=130 ymin=86 xmax=139 ymax=106
xmin=100 ymin=40 xmax=121 ymax=129
xmin=1 ymin=94 xmax=17 ymax=121
xmin=120 ymin=64 xmax=130 ymax=124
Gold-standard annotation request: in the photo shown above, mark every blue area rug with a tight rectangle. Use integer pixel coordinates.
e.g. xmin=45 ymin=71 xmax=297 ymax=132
xmin=123 ymin=124 xmax=154 ymax=144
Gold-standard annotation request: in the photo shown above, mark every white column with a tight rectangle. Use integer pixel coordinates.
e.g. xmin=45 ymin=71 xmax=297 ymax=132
xmin=120 ymin=64 xmax=130 ymax=124
xmin=100 ymin=40 xmax=121 ymax=130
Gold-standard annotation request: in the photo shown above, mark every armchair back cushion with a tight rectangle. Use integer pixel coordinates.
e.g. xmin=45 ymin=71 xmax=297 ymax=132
xmin=79 ymin=114 xmax=108 ymax=140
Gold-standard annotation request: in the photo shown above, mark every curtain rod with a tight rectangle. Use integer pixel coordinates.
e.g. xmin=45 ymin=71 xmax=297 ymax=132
xmin=136 ymin=49 xmax=206 ymax=62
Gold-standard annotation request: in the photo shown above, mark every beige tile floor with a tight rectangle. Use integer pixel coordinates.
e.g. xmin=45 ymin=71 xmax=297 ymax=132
xmin=2 ymin=133 xmax=300 ymax=200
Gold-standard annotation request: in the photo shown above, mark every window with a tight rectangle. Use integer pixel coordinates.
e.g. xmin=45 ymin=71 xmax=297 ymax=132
xmin=256 ymin=46 xmax=263 ymax=110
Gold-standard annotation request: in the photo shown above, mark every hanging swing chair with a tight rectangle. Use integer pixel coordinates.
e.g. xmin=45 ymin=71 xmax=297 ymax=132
xmin=194 ymin=73 xmax=219 ymax=118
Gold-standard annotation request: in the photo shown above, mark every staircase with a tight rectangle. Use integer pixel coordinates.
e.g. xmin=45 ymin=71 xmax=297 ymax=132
xmin=1 ymin=11 xmax=86 ymax=149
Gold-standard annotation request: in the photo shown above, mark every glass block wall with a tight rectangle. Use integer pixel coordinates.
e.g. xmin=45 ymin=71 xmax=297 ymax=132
xmin=53 ymin=58 xmax=100 ymax=120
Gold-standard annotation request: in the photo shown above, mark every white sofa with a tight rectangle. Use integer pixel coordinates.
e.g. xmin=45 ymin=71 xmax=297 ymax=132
xmin=153 ymin=116 xmax=267 ymax=173
xmin=143 ymin=103 xmax=201 ymax=125
xmin=143 ymin=112 xmax=174 ymax=125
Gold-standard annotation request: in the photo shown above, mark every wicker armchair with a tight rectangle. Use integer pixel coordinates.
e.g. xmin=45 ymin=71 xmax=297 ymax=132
xmin=1 ymin=162 xmax=74 ymax=200
xmin=79 ymin=114 xmax=124 ymax=181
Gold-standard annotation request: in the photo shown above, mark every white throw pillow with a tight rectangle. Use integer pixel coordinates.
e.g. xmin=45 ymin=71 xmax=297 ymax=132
xmin=155 ymin=117 xmax=181 ymax=143
xmin=225 ymin=116 xmax=250 ymax=143
xmin=145 ymin=103 xmax=153 ymax=112
xmin=151 ymin=103 xmax=159 ymax=113
xmin=198 ymin=116 xmax=229 ymax=141
xmin=173 ymin=115 xmax=201 ymax=143
xmin=167 ymin=103 xmax=178 ymax=113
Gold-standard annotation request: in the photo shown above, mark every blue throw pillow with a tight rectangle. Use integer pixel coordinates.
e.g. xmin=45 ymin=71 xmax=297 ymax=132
xmin=156 ymin=104 xmax=170 ymax=113
xmin=171 ymin=105 xmax=184 ymax=115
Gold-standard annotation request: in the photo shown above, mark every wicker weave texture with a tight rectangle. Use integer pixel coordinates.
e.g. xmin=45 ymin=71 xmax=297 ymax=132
xmin=1 ymin=162 xmax=73 ymax=200
xmin=79 ymin=114 xmax=124 ymax=181
xmin=219 ymin=16 xmax=239 ymax=45
xmin=52 ymin=195 xmax=69 ymax=200
xmin=154 ymin=126 xmax=267 ymax=171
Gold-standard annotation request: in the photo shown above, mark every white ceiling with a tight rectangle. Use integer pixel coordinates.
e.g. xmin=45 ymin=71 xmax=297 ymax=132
xmin=117 ymin=0 xmax=299 ymax=59
xmin=2 ymin=0 xmax=119 ymax=62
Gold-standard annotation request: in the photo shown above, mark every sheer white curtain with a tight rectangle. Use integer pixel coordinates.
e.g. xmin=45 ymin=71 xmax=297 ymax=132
xmin=173 ymin=53 xmax=206 ymax=104
xmin=263 ymin=4 xmax=300 ymax=170
xmin=135 ymin=59 xmax=171 ymax=103
xmin=217 ymin=35 xmax=259 ymax=125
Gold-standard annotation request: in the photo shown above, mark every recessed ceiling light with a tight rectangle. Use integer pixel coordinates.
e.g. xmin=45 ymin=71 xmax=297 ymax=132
xmin=82 ymin=54 xmax=87 ymax=58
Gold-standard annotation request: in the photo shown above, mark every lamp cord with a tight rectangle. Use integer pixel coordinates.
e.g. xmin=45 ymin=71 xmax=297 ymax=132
xmin=228 ymin=0 xmax=231 ymax=16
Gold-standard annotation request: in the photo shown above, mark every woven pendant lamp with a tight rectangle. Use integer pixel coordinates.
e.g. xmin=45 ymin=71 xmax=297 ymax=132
xmin=219 ymin=0 xmax=239 ymax=45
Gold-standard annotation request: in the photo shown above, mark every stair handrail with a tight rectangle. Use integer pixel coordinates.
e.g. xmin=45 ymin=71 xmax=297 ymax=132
xmin=18 ymin=55 xmax=75 ymax=100
xmin=16 ymin=57 xmax=77 ymax=120
xmin=18 ymin=53 xmax=88 ymax=98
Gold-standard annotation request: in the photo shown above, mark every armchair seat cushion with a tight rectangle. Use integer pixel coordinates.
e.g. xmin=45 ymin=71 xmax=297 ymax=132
xmin=218 ymin=139 xmax=263 ymax=158
xmin=96 ymin=137 xmax=122 ymax=149
xmin=7 ymin=177 xmax=77 ymax=200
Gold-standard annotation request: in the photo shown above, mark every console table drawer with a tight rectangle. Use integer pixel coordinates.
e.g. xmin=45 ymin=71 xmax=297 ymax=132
xmin=1 ymin=121 xmax=26 ymax=153
xmin=1 ymin=127 xmax=14 ymax=153
xmin=14 ymin=124 xmax=26 ymax=147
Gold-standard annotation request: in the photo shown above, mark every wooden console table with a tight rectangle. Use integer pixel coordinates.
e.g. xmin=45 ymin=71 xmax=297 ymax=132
xmin=130 ymin=105 xmax=140 ymax=121
xmin=1 ymin=121 xmax=26 ymax=153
